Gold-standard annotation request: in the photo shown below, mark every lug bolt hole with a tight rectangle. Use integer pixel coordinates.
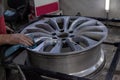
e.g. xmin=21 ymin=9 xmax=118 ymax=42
xmin=69 ymin=30 xmax=73 ymax=33
xmin=62 ymin=38 xmax=66 ymax=41
xmin=70 ymin=35 xmax=75 ymax=37
xmin=52 ymin=33 xmax=56 ymax=35
xmin=52 ymin=37 xmax=57 ymax=39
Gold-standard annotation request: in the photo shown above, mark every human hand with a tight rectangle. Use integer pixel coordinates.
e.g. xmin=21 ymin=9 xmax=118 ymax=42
xmin=5 ymin=34 xmax=34 ymax=46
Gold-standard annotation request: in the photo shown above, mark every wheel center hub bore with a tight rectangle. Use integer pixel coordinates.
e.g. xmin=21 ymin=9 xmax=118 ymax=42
xmin=58 ymin=32 xmax=69 ymax=38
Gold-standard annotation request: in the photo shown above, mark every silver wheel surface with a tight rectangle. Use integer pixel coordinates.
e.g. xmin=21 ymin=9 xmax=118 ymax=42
xmin=21 ymin=16 xmax=108 ymax=77
xmin=21 ymin=16 xmax=107 ymax=55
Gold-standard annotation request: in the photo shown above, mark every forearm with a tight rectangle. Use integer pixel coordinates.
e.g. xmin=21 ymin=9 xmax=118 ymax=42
xmin=0 ymin=34 xmax=10 ymax=45
xmin=0 ymin=34 xmax=33 ymax=46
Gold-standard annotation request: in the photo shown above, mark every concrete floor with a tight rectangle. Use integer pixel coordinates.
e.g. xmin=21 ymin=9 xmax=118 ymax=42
xmin=13 ymin=26 xmax=120 ymax=80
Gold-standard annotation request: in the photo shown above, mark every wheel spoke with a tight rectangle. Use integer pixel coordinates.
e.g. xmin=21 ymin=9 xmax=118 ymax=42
xmin=35 ymin=23 xmax=55 ymax=32
xmin=34 ymin=37 xmax=51 ymax=43
xmin=79 ymin=20 xmax=97 ymax=27
xmin=63 ymin=17 xmax=70 ymax=31
xmin=49 ymin=18 xmax=60 ymax=30
xmin=76 ymin=26 xmax=104 ymax=32
xmin=81 ymin=32 xmax=105 ymax=40
xmin=32 ymin=41 xmax=45 ymax=52
xmin=66 ymin=38 xmax=84 ymax=51
xmin=32 ymin=39 xmax=56 ymax=52
xmin=25 ymin=28 xmax=51 ymax=34
xmin=26 ymin=32 xmax=52 ymax=38
xmin=80 ymin=36 xmax=98 ymax=46
xmin=69 ymin=18 xmax=87 ymax=31
xmin=50 ymin=39 xmax=63 ymax=53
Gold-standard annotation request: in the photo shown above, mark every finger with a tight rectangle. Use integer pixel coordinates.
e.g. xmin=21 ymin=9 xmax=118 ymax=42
xmin=23 ymin=36 xmax=34 ymax=45
xmin=21 ymin=35 xmax=34 ymax=44
xmin=23 ymin=39 xmax=33 ymax=46
xmin=18 ymin=34 xmax=34 ymax=46
xmin=20 ymin=40 xmax=32 ymax=46
xmin=26 ymin=37 xmax=34 ymax=44
xmin=18 ymin=37 xmax=31 ymax=46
